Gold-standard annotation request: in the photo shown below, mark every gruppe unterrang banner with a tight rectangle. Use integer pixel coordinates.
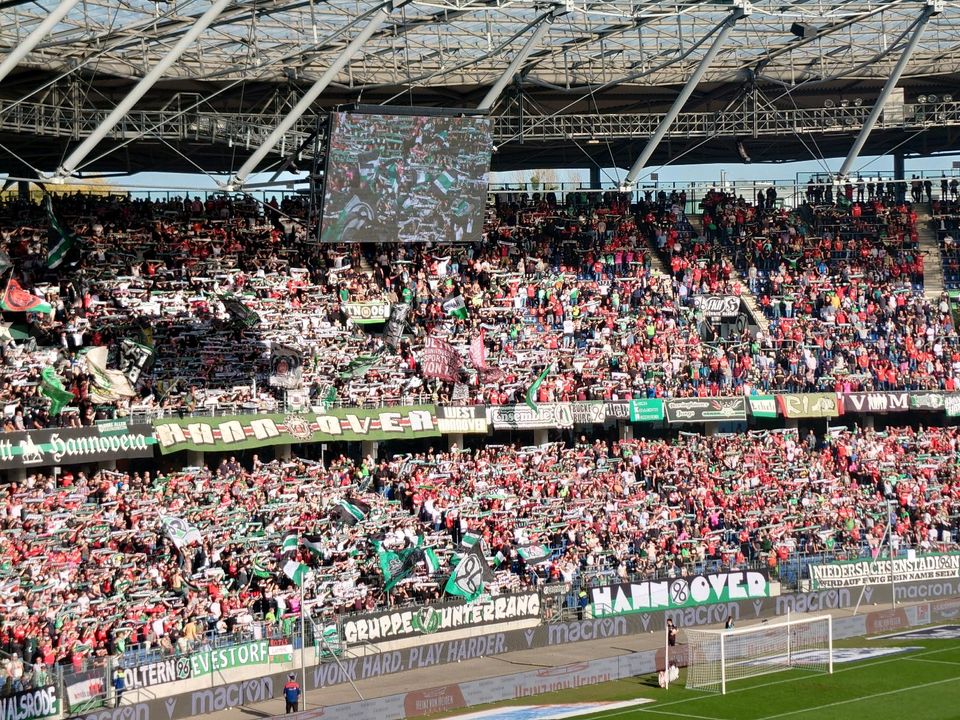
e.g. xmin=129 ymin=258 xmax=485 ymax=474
xmin=436 ymin=406 xmax=488 ymax=434
xmin=663 ymin=397 xmax=747 ymax=424
xmin=809 ymin=554 xmax=960 ymax=590
xmin=342 ymin=592 xmax=540 ymax=643
xmin=489 ymin=403 xmax=573 ymax=430
xmin=152 ymin=406 xmax=441 ymax=454
xmin=0 ymin=421 xmax=156 ymax=469
xmin=589 ymin=570 xmax=770 ymax=617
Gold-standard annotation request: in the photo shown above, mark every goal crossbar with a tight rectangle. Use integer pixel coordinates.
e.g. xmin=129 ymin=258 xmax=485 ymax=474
xmin=684 ymin=614 xmax=833 ymax=694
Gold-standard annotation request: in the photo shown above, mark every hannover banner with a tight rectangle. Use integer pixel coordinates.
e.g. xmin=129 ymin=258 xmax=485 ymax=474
xmin=589 ymin=570 xmax=770 ymax=616
xmin=153 ymin=406 xmax=441 ymax=454
xmin=436 ymin=406 xmax=488 ymax=434
xmin=809 ymin=554 xmax=960 ymax=590
xmin=0 ymin=421 xmax=156 ymax=469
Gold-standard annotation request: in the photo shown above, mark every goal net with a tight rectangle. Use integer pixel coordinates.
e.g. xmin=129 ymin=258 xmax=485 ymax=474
xmin=685 ymin=615 xmax=832 ymax=694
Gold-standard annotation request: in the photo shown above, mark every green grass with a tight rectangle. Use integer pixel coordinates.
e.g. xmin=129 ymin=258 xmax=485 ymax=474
xmin=438 ymin=634 xmax=960 ymax=720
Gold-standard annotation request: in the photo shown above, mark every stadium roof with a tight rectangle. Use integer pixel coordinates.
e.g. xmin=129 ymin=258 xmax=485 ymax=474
xmin=1 ymin=0 xmax=959 ymax=177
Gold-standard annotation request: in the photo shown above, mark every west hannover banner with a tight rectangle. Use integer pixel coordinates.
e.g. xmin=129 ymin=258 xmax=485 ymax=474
xmin=663 ymin=397 xmax=747 ymax=423
xmin=342 ymin=592 xmax=540 ymax=644
xmin=436 ymin=406 xmax=488 ymax=434
xmin=809 ymin=554 xmax=960 ymax=590
xmin=589 ymin=570 xmax=770 ymax=617
xmin=777 ymin=392 xmax=842 ymax=418
xmin=489 ymin=403 xmax=574 ymax=430
xmin=0 ymin=421 xmax=156 ymax=469
xmin=342 ymin=301 xmax=391 ymax=325
xmin=153 ymin=407 xmax=440 ymax=454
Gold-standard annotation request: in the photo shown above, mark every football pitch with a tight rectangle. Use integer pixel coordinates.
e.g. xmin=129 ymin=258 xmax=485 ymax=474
xmin=441 ymin=629 xmax=960 ymax=720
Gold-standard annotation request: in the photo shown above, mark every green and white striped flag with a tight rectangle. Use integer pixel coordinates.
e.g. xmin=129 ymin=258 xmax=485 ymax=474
xmin=518 ymin=544 xmax=552 ymax=565
xmin=423 ymin=548 xmax=441 ymax=575
xmin=302 ymin=535 xmax=324 ymax=556
xmin=282 ymin=534 xmax=299 ymax=555
xmin=283 ymin=560 xmax=309 ymax=587
xmin=442 ymin=294 xmax=468 ymax=320
xmin=44 ymin=194 xmax=80 ymax=270
xmin=434 ymin=171 xmax=455 ymax=194
xmin=461 ymin=532 xmax=481 ymax=549
xmin=251 ymin=559 xmax=271 ymax=579
xmin=337 ymin=499 xmax=368 ymax=524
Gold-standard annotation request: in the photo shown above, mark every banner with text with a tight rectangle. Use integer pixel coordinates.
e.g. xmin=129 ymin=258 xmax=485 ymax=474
xmin=489 ymin=403 xmax=573 ymax=430
xmin=123 ymin=641 xmax=273 ymax=690
xmin=342 ymin=592 xmax=540 ymax=644
xmin=0 ymin=686 xmax=59 ymax=720
xmin=809 ymin=554 xmax=960 ymax=590
xmin=589 ymin=571 xmax=770 ymax=617
xmin=664 ymin=397 xmax=747 ymax=424
xmin=436 ymin=406 xmax=488 ymax=434
xmin=342 ymin=301 xmax=391 ymax=325
xmin=748 ymin=395 xmax=777 ymax=418
xmin=0 ymin=421 xmax=156 ymax=470
xmin=843 ymin=392 xmax=910 ymax=414
xmin=153 ymin=407 xmax=440 ymax=454
xmin=777 ymin=393 xmax=842 ymax=419
xmin=571 ymin=401 xmax=607 ymax=425
xmin=628 ymin=399 xmax=665 ymax=423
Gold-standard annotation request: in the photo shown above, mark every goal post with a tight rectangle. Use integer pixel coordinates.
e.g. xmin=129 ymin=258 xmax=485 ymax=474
xmin=685 ymin=614 xmax=833 ymax=694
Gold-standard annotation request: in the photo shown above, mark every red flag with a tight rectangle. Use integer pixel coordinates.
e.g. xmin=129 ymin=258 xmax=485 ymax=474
xmin=421 ymin=336 xmax=462 ymax=382
xmin=468 ymin=328 xmax=487 ymax=370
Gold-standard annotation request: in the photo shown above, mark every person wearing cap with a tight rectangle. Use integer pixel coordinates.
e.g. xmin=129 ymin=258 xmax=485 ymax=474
xmin=283 ymin=674 xmax=301 ymax=714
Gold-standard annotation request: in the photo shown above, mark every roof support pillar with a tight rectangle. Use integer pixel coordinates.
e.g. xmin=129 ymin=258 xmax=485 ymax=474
xmin=0 ymin=0 xmax=81 ymax=86
xmin=477 ymin=12 xmax=555 ymax=112
xmin=229 ymin=4 xmax=392 ymax=189
xmin=838 ymin=3 xmax=938 ymax=179
xmin=55 ymin=0 xmax=232 ymax=178
xmin=622 ymin=3 xmax=749 ymax=189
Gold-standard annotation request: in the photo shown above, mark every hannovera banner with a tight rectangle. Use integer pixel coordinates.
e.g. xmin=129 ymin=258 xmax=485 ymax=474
xmin=153 ymin=406 xmax=440 ymax=454
xmin=589 ymin=570 xmax=770 ymax=617
xmin=0 ymin=421 xmax=156 ymax=469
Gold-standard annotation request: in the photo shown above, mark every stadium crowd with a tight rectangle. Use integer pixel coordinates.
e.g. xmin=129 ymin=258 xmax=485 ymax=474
xmin=1 ymin=185 xmax=959 ymax=430
xmin=0 ymin=425 xmax=957 ymax=683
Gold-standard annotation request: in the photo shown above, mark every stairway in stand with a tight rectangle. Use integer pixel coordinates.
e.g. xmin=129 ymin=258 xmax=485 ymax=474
xmin=915 ymin=202 xmax=945 ymax=300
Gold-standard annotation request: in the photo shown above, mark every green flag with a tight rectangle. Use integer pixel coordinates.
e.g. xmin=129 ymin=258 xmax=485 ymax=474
xmin=321 ymin=386 xmax=337 ymax=410
xmin=517 ymin=544 xmax=552 ymax=565
xmin=339 ymin=354 xmax=381 ymax=379
xmin=44 ymin=195 xmax=80 ymax=270
xmin=445 ymin=542 xmax=494 ymax=603
xmin=282 ymin=534 xmax=298 ymax=555
xmin=378 ymin=544 xmax=420 ymax=592
xmin=442 ymin=294 xmax=468 ymax=320
xmin=302 ymin=535 xmax=324 ymax=556
xmin=283 ymin=560 xmax=309 ymax=587
xmin=525 ymin=364 xmax=552 ymax=413
xmin=423 ymin=548 xmax=441 ymax=575
xmin=40 ymin=367 xmax=74 ymax=415
xmin=251 ymin=559 xmax=272 ymax=579
xmin=335 ymin=499 xmax=368 ymax=525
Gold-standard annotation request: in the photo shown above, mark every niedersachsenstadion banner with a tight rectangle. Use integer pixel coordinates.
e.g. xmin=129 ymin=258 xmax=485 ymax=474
xmin=153 ymin=406 xmax=440 ymax=454
xmin=810 ymin=554 xmax=960 ymax=590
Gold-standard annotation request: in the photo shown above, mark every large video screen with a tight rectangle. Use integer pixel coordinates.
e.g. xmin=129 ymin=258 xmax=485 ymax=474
xmin=320 ymin=112 xmax=492 ymax=244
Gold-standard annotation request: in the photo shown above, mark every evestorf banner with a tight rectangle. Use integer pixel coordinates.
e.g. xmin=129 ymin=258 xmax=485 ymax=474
xmin=153 ymin=407 xmax=440 ymax=454
xmin=342 ymin=592 xmax=540 ymax=643
xmin=589 ymin=571 xmax=770 ymax=616
xmin=0 ymin=421 xmax=156 ymax=469
xmin=810 ymin=554 xmax=960 ymax=590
